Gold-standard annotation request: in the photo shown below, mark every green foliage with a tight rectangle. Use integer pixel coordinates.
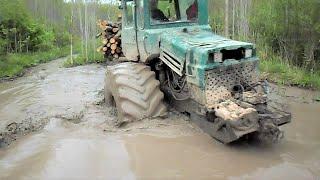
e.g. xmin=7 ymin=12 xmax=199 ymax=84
xmin=54 ymin=30 xmax=71 ymax=47
xmin=0 ymin=0 xmax=72 ymax=79
xmin=251 ymin=0 xmax=319 ymax=67
xmin=259 ymin=50 xmax=320 ymax=90
xmin=0 ymin=38 xmax=6 ymax=53
xmin=0 ymin=47 xmax=70 ymax=78
xmin=208 ymin=0 xmax=225 ymax=33
xmin=63 ymin=52 xmax=105 ymax=68
xmin=0 ymin=0 xmax=71 ymax=54
xmin=208 ymin=0 xmax=320 ymax=89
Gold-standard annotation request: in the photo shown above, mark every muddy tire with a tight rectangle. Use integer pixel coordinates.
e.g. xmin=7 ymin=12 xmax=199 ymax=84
xmin=105 ymin=62 xmax=167 ymax=124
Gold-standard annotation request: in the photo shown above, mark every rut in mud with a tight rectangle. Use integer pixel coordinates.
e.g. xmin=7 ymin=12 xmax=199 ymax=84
xmin=0 ymin=58 xmax=319 ymax=179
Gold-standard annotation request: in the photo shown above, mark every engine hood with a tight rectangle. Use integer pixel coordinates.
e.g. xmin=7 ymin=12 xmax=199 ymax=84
xmin=160 ymin=27 xmax=254 ymax=64
xmin=159 ymin=27 xmax=258 ymax=87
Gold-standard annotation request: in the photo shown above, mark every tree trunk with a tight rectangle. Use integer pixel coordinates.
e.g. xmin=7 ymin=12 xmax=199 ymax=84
xmin=70 ymin=0 xmax=74 ymax=64
xmin=225 ymin=0 xmax=229 ymax=37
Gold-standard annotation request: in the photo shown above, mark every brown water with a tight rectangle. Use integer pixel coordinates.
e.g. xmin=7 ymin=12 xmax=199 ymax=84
xmin=0 ymin=58 xmax=319 ymax=179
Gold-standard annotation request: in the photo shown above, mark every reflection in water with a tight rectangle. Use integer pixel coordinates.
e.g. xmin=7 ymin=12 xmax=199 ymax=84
xmin=0 ymin=100 xmax=319 ymax=180
xmin=0 ymin=119 xmax=135 ymax=180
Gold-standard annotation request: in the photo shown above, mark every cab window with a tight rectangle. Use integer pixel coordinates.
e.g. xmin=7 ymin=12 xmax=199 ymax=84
xmin=150 ymin=0 xmax=198 ymax=24
xmin=125 ymin=1 xmax=134 ymax=26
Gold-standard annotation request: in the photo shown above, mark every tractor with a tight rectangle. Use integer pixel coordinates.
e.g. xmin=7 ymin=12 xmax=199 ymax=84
xmin=104 ymin=0 xmax=291 ymax=143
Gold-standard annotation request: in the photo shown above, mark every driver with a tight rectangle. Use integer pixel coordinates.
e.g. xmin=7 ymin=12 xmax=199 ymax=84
xmin=150 ymin=0 xmax=169 ymax=22
xmin=186 ymin=1 xmax=198 ymax=20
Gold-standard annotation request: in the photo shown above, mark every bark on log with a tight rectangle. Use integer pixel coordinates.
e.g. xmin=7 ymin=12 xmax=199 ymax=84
xmin=96 ymin=17 xmax=124 ymax=60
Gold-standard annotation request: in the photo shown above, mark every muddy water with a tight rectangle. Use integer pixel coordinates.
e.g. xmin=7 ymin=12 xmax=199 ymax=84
xmin=0 ymin=57 xmax=107 ymax=145
xmin=0 ymin=58 xmax=320 ymax=179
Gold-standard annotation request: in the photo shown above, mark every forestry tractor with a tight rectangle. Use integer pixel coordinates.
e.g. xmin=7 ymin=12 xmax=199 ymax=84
xmin=104 ymin=0 xmax=291 ymax=143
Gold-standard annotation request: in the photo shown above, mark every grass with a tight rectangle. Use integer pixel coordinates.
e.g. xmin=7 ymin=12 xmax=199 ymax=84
xmin=259 ymin=49 xmax=320 ymax=90
xmin=0 ymin=47 xmax=70 ymax=79
xmin=63 ymin=51 xmax=105 ymax=68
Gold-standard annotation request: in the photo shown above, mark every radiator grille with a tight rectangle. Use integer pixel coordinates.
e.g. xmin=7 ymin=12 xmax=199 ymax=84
xmin=205 ymin=61 xmax=259 ymax=108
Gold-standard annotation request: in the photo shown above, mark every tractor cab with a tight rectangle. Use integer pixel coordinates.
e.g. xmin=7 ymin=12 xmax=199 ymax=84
xmin=121 ymin=0 xmax=209 ymax=61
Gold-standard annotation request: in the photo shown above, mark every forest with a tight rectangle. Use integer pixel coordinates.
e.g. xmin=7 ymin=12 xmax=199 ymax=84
xmin=0 ymin=0 xmax=319 ymax=89
xmin=0 ymin=0 xmax=119 ymax=78
xmin=209 ymin=0 xmax=320 ymax=89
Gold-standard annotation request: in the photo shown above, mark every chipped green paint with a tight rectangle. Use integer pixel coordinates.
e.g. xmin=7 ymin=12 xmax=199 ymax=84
xmin=122 ymin=0 xmax=259 ymax=88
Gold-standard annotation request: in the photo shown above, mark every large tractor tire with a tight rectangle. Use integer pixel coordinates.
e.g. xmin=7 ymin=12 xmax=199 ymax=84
xmin=105 ymin=62 xmax=167 ymax=124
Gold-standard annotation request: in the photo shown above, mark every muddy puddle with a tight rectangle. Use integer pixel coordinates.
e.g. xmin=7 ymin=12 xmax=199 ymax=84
xmin=0 ymin=58 xmax=320 ymax=179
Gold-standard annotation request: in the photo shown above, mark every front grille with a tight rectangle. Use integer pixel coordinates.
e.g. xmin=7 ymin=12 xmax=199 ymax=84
xmin=205 ymin=61 xmax=259 ymax=108
xmin=160 ymin=49 xmax=183 ymax=76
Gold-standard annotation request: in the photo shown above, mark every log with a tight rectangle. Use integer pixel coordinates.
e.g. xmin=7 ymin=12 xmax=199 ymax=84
xmin=109 ymin=38 xmax=116 ymax=44
xmin=101 ymin=20 xmax=108 ymax=26
xmin=114 ymin=30 xmax=121 ymax=39
xmin=110 ymin=44 xmax=117 ymax=51
xmin=112 ymin=28 xmax=119 ymax=33
xmin=113 ymin=54 xmax=119 ymax=59
xmin=116 ymin=47 xmax=122 ymax=54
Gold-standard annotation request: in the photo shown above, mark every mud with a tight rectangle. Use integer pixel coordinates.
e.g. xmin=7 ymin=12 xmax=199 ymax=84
xmin=0 ymin=58 xmax=320 ymax=179
xmin=0 ymin=57 xmax=108 ymax=146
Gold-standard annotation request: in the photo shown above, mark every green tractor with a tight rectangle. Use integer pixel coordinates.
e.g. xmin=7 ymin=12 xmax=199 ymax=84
xmin=105 ymin=0 xmax=291 ymax=143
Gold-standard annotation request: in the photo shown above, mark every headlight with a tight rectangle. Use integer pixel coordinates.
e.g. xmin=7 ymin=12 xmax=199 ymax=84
xmin=214 ymin=52 xmax=223 ymax=63
xmin=245 ymin=49 xmax=253 ymax=58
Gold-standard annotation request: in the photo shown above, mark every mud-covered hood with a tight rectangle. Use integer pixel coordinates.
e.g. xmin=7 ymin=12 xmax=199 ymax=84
xmin=160 ymin=27 xmax=253 ymax=63
xmin=159 ymin=27 xmax=257 ymax=87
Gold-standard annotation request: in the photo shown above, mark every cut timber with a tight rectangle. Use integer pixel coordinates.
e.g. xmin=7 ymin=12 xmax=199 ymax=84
xmin=113 ymin=54 xmax=119 ymax=59
xmin=102 ymin=47 xmax=108 ymax=52
xmin=106 ymin=26 xmax=113 ymax=32
xmin=97 ymin=18 xmax=123 ymax=59
xmin=114 ymin=30 xmax=121 ymax=39
xmin=109 ymin=38 xmax=116 ymax=44
xmin=116 ymin=47 xmax=122 ymax=54
xmin=112 ymin=28 xmax=119 ymax=33
xmin=110 ymin=44 xmax=117 ymax=50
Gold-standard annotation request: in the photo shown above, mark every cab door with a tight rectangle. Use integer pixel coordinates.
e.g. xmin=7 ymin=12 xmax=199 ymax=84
xmin=122 ymin=0 xmax=139 ymax=61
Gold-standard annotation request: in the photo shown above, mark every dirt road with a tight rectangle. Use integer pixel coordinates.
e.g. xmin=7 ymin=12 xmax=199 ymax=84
xmin=0 ymin=58 xmax=319 ymax=179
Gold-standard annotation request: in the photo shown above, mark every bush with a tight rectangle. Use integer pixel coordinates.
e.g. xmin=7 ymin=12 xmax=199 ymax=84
xmin=0 ymin=47 xmax=70 ymax=78
xmin=64 ymin=52 xmax=105 ymax=68
xmin=54 ymin=30 xmax=71 ymax=47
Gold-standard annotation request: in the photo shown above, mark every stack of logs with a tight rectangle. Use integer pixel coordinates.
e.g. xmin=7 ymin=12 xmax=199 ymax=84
xmin=96 ymin=19 xmax=123 ymax=59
